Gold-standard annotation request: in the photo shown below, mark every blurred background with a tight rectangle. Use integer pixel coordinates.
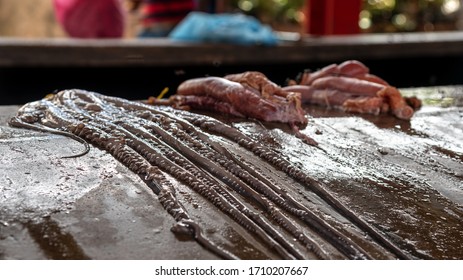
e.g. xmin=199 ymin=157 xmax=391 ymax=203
xmin=230 ymin=0 xmax=463 ymax=33
xmin=2 ymin=0 xmax=463 ymax=105
xmin=1 ymin=0 xmax=463 ymax=38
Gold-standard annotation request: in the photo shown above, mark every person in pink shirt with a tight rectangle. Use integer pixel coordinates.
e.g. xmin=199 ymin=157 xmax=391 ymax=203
xmin=53 ymin=0 xmax=125 ymax=38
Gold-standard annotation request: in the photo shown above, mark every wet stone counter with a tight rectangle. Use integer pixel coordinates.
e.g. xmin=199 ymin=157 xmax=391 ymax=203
xmin=0 ymin=86 xmax=462 ymax=260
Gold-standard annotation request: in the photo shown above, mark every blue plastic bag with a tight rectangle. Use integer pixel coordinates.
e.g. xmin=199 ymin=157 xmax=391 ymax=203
xmin=169 ymin=12 xmax=278 ymax=46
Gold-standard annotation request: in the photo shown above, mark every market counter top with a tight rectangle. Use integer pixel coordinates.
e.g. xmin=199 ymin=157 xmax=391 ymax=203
xmin=0 ymin=86 xmax=462 ymax=259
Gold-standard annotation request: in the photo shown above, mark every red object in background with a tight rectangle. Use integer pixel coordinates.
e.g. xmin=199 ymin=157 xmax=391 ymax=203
xmin=306 ymin=0 xmax=361 ymax=35
xmin=54 ymin=0 xmax=125 ymax=38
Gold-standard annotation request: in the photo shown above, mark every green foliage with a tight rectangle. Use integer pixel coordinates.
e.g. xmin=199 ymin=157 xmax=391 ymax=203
xmin=362 ymin=0 xmax=460 ymax=32
xmin=232 ymin=0 xmax=305 ymax=24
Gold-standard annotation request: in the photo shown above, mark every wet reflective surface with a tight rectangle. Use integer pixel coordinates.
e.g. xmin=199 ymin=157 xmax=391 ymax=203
xmin=1 ymin=86 xmax=462 ymax=259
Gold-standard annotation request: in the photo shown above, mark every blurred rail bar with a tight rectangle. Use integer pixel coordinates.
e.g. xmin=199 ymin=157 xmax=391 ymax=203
xmin=2 ymin=31 xmax=463 ymax=67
